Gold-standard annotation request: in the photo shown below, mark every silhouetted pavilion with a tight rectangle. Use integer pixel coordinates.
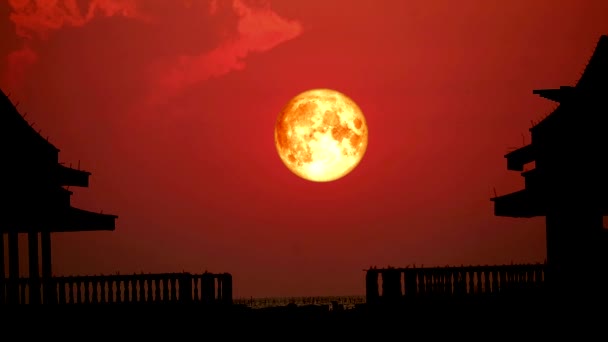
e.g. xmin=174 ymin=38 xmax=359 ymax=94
xmin=0 ymin=89 xmax=117 ymax=304
xmin=491 ymin=35 xmax=608 ymax=297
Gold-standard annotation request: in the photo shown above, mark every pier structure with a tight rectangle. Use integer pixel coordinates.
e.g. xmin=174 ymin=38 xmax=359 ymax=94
xmin=0 ymin=89 xmax=117 ymax=304
xmin=365 ymin=264 xmax=545 ymax=304
xmin=3 ymin=271 xmax=233 ymax=304
xmin=0 ymin=89 xmax=233 ymax=305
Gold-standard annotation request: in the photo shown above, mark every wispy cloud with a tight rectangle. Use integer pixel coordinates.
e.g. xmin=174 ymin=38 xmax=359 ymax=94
xmin=148 ymin=0 xmax=303 ymax=105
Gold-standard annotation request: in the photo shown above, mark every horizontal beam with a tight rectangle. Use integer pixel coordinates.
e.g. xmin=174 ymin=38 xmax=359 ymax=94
xmin=1 ymin=206 xmax=117 ymax=233
xmin=532 ymin=86 xmax=575 ymax=102
xmin=505 ymin=144 xmax=535 ymax=171
xmin=490 ymin=189 xmax=545 ymax=218
xmin=57 ymin=164 xmax=91 ymax=187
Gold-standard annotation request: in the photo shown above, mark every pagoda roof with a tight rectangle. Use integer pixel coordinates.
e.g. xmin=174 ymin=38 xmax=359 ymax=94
xmin=529 ymin=35 xmax=608 ymax=133
xmin=576 ymin=35 xmax=608 ymax=90
xmin=0 ymin=88 xmax=59 ymax=153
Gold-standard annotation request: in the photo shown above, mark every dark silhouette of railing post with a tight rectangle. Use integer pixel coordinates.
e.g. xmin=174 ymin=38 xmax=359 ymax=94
xmin=365 ymin=269 xmax=379 ymax=304
xmin=221 ymin=273 xmax=233 ymax=305
xmin=6 ymin=272 xmax=232 ymax=305
xmin=201 ymin=272 xmax=215 ymax=304
xmin=0 ymin=233 xmax=4 ymax=304
xmin=28 ymin=232 xmax=41 ymax=304
xmin=381 ymin=269 xmax=402 ymax=302
xmin=41 ymin=231 xmax=56 ymax=304
xmin=7 ymin=232 xmax=19 ymax=304
xmin=179 ymin=273 xmax=193 ymax=303
xmin=403 ymin=269 xmax=417 ymax=297
xmin=367 ymin=264 xmax=545 ymax=304
xmin=216 ymin=276 xmax=223 ymax=302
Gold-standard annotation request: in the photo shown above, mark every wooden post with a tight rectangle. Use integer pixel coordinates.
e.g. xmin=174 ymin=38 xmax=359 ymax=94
xmin=41 ymin=231 xmax=54 ymax=304
xmin=8 ymin=232 xmax=19 ymax=304
xmin=216 ymin=277 xmax=222 ymax=302
xmin=28 ymin=232 xmax=41 ymax=304
xmin=179 ymin=273 xmax=193 ymax=303
xmin=222 ymin=273 xmax=233 ymax=305
xmin=0 ymin=233 xmax=5 ymax=304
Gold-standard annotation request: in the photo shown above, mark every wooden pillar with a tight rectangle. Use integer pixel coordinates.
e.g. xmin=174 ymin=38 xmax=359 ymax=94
xmin=365 ymin=269 xmax=379 ymax=304
xmin=0 ymin=233 xmax=5 ymax=304
xmin=41 ymin=232 xmax=52 ymax=278
xmin=41 ymin=231 xmax=53 ymax=304
xmin=7 ymin=232 xmax=19 ymax=304
xmin=222 ymin=273 xmax=233 ymax=305
xmin=201 ymin=273 xmax=215 ymax=303
xmin=216 ymin=277 xmax=222 ymax=301
xmin=28 ymin=232 xmax=40 ymax=304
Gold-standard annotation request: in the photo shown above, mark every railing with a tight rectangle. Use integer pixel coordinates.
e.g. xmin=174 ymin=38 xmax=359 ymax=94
xmin=366 ymin=263 xmax=546 ymax=303
xmin=0 ymin=272 xmax=233 ymax=304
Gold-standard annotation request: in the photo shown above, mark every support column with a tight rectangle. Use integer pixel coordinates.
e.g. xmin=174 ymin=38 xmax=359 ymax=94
xmin=0 ymin=233 xmax=5 ymax=304
xmin=7 ymin=232 xmax=19 ymax=304
xmin=41 ymin=232 xmax=52 ymax=279
xmin=28 ymin=232 xmax=40 ymax=304
xmin=365 ymin=269 xmax=379 ymax=305
xmin=41 ymin=231 xmax=54 ymax=304
xmin=382 ymin=269 xmax=402 ymax=301
xmin=216 ymin=277 xmax=222 ymax=302
xmin=404 ymin=270 xmax=417 ymax=297
xmin=545 ymin=210 xmax=604 ymax=299
xmin=201 ymin=272 xmax=215 ymax=304
xmin=222 ymin=273 xmax=233 ymax=305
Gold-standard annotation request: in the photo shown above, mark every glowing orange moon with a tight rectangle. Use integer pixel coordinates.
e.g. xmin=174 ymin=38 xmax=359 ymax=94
xmin=274 ymin=88 xmax=368 ymax=182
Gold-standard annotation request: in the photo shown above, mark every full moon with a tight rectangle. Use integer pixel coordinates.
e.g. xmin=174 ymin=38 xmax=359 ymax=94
xmin=274 ymin=88 xmax=368 ymax=182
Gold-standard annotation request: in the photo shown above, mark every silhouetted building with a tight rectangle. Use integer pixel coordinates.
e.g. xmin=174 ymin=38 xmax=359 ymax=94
xmin=491 ymin=35 xmax=608 ymax=297
xmin=0 ymin=89 xmax=117 ymax=304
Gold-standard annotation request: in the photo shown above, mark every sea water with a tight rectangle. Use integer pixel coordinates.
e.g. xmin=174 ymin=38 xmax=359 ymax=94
xmin=233 ymin=295 xmax=366 ymax=309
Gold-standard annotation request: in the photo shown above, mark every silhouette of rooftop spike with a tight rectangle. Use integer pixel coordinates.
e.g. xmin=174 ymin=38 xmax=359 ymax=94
xmin=576 ymin=35 xmax=608 ymax=89
xmin=533 ymin=35 xmax=608 ymax=103
xmin=0 ymin=89 xmax=59 ymax=156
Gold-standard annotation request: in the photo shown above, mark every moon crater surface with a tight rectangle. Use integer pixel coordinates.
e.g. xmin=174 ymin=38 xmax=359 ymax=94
xmin=274 ymin=88 xmax=368 ymax=182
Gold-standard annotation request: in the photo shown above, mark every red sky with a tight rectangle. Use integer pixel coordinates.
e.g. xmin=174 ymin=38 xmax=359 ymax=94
xmin=2 ymin=0 xmax=608 ymax=298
